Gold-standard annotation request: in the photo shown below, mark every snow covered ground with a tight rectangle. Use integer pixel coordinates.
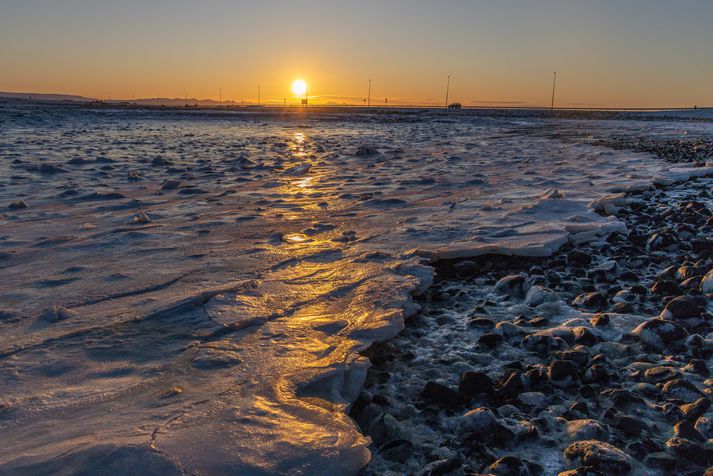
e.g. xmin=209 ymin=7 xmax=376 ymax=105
xmin=0 ymin=103 xmax=711 ymax=474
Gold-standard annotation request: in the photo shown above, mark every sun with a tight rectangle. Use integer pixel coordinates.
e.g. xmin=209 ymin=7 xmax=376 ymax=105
xmin=291 ymin=79 xmax=307 ymax=96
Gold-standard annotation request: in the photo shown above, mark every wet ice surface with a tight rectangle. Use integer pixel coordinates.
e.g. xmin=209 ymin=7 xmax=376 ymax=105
xmin=0 ymin=103 xmax=710 ymax=474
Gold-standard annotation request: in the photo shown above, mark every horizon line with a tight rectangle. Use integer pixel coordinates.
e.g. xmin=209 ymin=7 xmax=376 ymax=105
xmin=1 ymin=90 xmax=710 ymax=112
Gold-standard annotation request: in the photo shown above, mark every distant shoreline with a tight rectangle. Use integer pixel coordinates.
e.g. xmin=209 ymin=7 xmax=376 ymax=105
xmin=3 ymin=96 xmax=713 ymax=123
xmin=1 ymin=92 xmax=711 ymax=114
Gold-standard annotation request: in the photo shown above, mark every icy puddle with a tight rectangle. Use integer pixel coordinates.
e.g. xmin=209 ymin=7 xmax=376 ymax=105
xmin=0 ymin=103 xmax=709 ymax=474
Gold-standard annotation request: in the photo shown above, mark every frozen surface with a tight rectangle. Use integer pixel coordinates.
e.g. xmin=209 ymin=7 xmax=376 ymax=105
xmin=0 ymin=103 xmax=711 ymax=474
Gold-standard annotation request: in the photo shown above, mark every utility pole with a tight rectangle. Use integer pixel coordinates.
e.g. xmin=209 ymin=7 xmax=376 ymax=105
xmin=184 ymin=89 xmax=187 ymax=107
xmin=219 ymin=88 xmax=222 ymax=107
xmin=550 ymin=72 xmax=557 ymax=112
xmin=367 ymin=79 xmax=371 ymax=107
xmin=445 ymin=75 xmax=450 ymax=109
xmin=157 ymin=91 xmax=159 ymax=107
xmin=284 ymin=97 xmax=286 ymax=107
xmin=257 ymin=85 xmax=261 ymax=105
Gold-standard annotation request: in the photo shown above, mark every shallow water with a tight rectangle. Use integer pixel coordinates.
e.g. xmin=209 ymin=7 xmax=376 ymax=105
xmin=0 ymin=103 xmax=709 ymax=473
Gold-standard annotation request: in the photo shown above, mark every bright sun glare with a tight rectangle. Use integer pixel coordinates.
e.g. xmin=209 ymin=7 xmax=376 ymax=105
xmin=291 ymin=79 xmax=307 ymax=96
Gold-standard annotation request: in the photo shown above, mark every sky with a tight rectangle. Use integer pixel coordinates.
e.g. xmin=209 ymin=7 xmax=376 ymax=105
xmin=1 ymin=0 xmax=712 ymax=108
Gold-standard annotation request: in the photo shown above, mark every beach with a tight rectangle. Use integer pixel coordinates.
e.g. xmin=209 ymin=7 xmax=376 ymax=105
xmin=0 ymin=101 xmax=712 ymax=474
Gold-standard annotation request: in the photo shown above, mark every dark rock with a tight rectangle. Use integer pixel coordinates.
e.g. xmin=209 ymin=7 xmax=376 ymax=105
xmin=677 ymin=265 xmax=709 ymax=281
xmin=457 ymin=407 xmax=513 ymax=446
xmin=488 ymin=455 xmax=530 ymax=476
xmin=566 ymin=419 xmax=606 ymax=441
xmin=662 ymin=295 xmax=706 ymax=320
xmin=609 ymin=414 xmax=649 ymax=436
xmin=647 ymin=231 xmax=678 ymax=250
xmin=666 ymin=437 xmax=713 ymax=466
xmin=421 ymin=381 xmax=468 ymax=409
xmin=681 ymin=397 xmax=711 ymax=421
xmin=161 ymin=180 xmax=182 ymax=190
xmin=548 ymin=360 xmax=580 ymax=383
xmin=522 ymin=332 xmax=568 ymax=353
xmin=681 ymin=276 xmax=702 ymax=290
xmin=629 ymin=284 xmax=648 ymax=295
xmin=569 ymin=401 xmax=589 ymax=416
xmin=458 ymin=371 xmax=494 ymax=397
xmin=556 ymin=349 xmax=589 ymax=367
xmin=498 ymin=371 xmax=526 ymax=397
xmin=591 ymin=314 xmax=610 ymax=327
xmin=494 ymin=274 xmax=528 ymax=298
xmin=662 ymin=379 xmax=704 ymax=403
xmin=572 ymin=327 xmax=598 ymax=347
xmin=8 ymin=200 xmax=28 ymax=210
xmin=674 ymin=420 xmax=705 ymax=442
xmin=567 ymin=250 xmax=593 ymax=266
xmin=563 ymin=440 xmax=633 ymax=475
xmin=633 ymin=318 xmax=687 ymax=349
xmin=601 ymin=388 xmax=645 ymax=409
xmin=682 ymin=359 xmax=709 ymax=376
xmin=651 ymin=280 xmax=684 ymax=296
xmin=611 ymin=302 xmax=634 ymax=313
xmin=452 ymin=260 xmax=478 ymax=276
xmin=573 ymin=292 xmax=608 ymax=311
xmin=479 ymin=333 xmax=503 ymax=348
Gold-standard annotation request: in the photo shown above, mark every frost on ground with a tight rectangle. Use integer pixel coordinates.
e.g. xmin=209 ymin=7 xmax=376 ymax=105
xmin=0 ymin=102 xmax=711 ymax=474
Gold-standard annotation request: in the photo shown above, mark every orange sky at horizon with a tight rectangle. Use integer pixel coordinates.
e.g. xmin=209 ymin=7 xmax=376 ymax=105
xmin=2 ymin=0 xmax=713 ymax=108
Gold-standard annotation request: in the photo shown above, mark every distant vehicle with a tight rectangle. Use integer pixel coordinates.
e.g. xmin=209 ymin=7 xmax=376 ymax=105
xmin=448 ymin=102 xmax=462 ymax=110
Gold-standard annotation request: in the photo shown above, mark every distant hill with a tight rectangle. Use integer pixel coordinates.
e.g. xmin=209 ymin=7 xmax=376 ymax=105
xmin=0 ymin=91 xmax=93 ymax=102
xmin=0 ymin=91 xmax=249 ymax=107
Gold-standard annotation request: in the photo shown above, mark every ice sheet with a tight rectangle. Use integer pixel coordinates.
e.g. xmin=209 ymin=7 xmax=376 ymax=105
xmin=0 ymin=103 xmax=710 ymax=474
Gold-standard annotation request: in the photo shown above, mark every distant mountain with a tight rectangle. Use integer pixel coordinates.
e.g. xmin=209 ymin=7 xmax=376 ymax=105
xmin=0 ymin=91 xmax=252 ymax=107
xmin=0 ymin=91 xmax=93 ymax=102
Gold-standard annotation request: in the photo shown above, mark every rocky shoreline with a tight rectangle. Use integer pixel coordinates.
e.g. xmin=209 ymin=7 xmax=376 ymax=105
xmin=352 ymin=161 xmax=713 ymax=474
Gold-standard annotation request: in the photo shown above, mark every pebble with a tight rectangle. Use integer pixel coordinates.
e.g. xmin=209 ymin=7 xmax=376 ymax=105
xmin=632 ymin=318 xmax=687 ymax=349
xmin=572 ymin=292 xmax=608 ymax=311
xmin=458 ymin=371 xmax=494 ymax=397
xmin=661 ymin=295 xmax=707 ymax=320
xmin=421 ymin=381 xmax=468 ymax=409
xmin=494 ymin=274 xmax=529 ymax=298
xmin=565 ymin=419 xmax=606 ymax=441
xmin=563 ymin=440 xmax=633 ymax=474
xmin=357 ymin=170 xmax=713 ymax=475
xmin=8 ymin=200 xmax=28 ymax=209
